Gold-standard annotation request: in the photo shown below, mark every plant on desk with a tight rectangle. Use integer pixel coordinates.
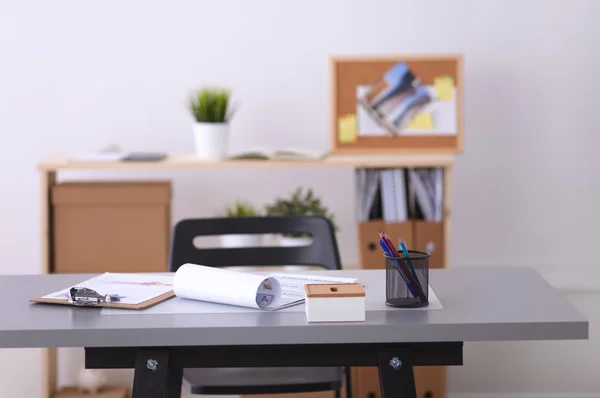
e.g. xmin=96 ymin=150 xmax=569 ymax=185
xmin=265 ymin=187 xmax=338 ymax=246
xmin=189 ymin=87 xmax=236 ymax=159
xmin=220 ymin=201 xmax=263 ymax=248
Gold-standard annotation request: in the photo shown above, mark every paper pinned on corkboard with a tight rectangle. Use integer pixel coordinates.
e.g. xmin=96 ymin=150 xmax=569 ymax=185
xmin=337 ymin=114 xmax=358 ymax=143
xmin=434 ymin=75 xmax=455 ymax=102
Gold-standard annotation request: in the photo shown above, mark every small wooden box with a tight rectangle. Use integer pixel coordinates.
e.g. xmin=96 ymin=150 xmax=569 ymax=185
xmin=304 ymin=283 xmax=366 ymax=322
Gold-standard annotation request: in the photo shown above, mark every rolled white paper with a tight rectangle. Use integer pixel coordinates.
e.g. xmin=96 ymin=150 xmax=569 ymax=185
xmin=173 ymin=263 xmax=282 ymax=309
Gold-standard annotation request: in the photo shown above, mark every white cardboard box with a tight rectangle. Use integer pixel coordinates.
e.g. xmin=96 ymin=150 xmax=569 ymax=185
xmin=304 ymin=283 xmax=366 ymax=322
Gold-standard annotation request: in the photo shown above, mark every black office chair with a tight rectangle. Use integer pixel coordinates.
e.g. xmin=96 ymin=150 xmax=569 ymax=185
xmin=170 ymin=215 xmax=352 ymax=398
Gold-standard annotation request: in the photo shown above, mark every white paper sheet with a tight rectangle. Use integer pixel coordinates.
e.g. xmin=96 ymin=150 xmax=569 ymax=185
xmin=101 ymin=284 xmax=442 ymax=315
xmin=174 ymin=264 xmax=284 ymax=310
xmin=269 ymin=272 xmax=358 ymax=308
xmin=41 ymin=273 xmax=174 ymax=305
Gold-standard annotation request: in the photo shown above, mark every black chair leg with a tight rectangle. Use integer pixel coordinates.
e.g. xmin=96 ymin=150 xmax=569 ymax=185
xmin=335 ymin=387 xmax=341 ymax=398
xmin=345 ymin=367 xmax=352 ymax=398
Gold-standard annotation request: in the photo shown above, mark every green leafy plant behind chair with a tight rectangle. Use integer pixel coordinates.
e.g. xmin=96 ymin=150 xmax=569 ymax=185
xmin=220 ymin=201 xmax=262 ymax=248
xmin=224 ymin=201 xmax=259 ymax=217
xmin=264 ymin=187 xmax=338 ymax=237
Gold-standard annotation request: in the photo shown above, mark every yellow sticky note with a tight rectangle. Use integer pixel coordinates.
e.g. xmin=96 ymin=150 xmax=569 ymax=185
xmin=338 ymin=114 xmax=357 ymax=143
xmin=407 ymin=112 xmax=434 ymax=130
xmin=434 ymin=75 xmax=454 ymax=101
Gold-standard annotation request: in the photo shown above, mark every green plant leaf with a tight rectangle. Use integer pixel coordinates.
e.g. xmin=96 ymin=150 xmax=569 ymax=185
xmin=189 ymin=87 xmax=232 ymax=123
xmin=223 ymin=200 xmax=259 ymax=217
xmin=264 ymin=187 xmax=339 ymax=234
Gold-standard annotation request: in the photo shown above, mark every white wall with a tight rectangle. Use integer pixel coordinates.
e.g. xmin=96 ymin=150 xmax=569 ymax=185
xmin=1 ymin=0 xmax=599 ymax=397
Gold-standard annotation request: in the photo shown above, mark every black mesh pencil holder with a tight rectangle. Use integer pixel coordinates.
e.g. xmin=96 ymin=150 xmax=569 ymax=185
xmin=385 ymin=250 xmax=430 ymax=308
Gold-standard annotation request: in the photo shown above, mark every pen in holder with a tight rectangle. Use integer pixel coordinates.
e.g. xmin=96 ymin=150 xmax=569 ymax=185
xmin=384 ymin=250 xmax=430 ymax=308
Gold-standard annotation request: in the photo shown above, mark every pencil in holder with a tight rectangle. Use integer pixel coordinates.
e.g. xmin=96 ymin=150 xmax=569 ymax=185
xmin=384 ymin=250 xmax=430 ymax=308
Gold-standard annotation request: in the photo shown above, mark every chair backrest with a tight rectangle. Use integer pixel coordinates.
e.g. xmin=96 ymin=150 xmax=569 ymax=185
xmin=169 ymin=215 xmax=342 ymax=272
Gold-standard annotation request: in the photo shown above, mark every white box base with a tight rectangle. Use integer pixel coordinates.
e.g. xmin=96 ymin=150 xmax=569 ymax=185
xmin=305 ymin=296 xmax=366 ymax=322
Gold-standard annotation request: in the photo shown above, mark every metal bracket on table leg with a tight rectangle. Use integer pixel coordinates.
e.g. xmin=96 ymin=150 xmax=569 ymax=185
xmin=132 ymin=349 xmax=183 ymax=398
xmin=378 ymin=347 xmax=417 ymax=398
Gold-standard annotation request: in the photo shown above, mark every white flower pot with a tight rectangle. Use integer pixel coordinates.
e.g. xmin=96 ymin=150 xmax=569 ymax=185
xmin=220 ymin=234 xmax=263 ymax=248
xmin=193 ymin=122 xmax=229 ymax=159
xmin=279 ymin=236 xmax=312 ymax=247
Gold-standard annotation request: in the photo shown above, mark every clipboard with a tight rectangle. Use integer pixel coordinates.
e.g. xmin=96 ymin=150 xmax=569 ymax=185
xmin=29 ymin=272 xmax=175 ymax=310
xmin=30 ymin=291 xmax=174 ymax=310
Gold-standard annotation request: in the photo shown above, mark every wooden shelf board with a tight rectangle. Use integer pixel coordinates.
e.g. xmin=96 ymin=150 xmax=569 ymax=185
xmin=52 ymin=386 xmax=129 ymax=398
xmin=37 ymin=153 xmax=455 ymax=172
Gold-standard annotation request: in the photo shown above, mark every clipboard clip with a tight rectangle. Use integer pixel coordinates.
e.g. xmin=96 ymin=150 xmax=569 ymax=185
xmin=69 ymin=287 xmax=121 ymax=306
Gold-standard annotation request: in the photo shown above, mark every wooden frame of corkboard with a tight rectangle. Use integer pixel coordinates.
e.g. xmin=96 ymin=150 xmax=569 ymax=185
xmin=330 ymin=54 xmax=463 ymax=155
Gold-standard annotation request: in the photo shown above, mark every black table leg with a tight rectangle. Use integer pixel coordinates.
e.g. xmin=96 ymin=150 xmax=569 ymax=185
xmin=132 ymin=348 xmax=183 ymax=398
xmin=345 ymin=366 xmax=353 ymax=398
xmin=378 ymin=347 xmax=417 ymax=398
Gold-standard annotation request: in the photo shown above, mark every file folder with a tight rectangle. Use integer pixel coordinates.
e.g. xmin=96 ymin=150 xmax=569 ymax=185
xmin=357 ymin=220 xmax=385 ymax=269
xmin=415 ymin=366 xmax=446 ymax=398
xmin=413 ymin=220 xmax=445 ymax=268
xmin=352 ymin=363 xmax=446 ymax=398
xmin=384 ymin=222 xmax=413 ymax=250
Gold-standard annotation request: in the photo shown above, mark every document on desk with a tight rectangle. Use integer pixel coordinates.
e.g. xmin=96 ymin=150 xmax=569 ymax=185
xmin=173 ymin=263 xmax=357 ymax=311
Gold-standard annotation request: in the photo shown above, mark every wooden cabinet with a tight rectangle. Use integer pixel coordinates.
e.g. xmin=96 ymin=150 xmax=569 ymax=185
xmin=51 ymin=182 xmax=171 ymax=274
xmin=413 ymin=221 xmax=445 ymax=269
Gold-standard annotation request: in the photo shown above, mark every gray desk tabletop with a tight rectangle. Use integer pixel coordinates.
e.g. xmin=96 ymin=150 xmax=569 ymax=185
xmin=0 ymin=267 xmax=588 ymax=349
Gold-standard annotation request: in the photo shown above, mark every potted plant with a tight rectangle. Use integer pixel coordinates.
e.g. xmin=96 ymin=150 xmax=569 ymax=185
xmin=220 ymin=201 xmax=262 ymax=248
xmin=264 ymin=187 xmax=338 ymax=247
xmin=188 ymin=87 xmax=235 ymax=159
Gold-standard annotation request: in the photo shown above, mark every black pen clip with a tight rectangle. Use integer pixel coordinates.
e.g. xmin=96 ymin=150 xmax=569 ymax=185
xmin=69 ymin=287 xmax=121 ymax=306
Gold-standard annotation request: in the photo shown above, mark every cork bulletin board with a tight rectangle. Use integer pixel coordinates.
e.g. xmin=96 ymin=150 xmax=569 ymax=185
xmin=330 ymin=54 xmax=463 ymax=154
